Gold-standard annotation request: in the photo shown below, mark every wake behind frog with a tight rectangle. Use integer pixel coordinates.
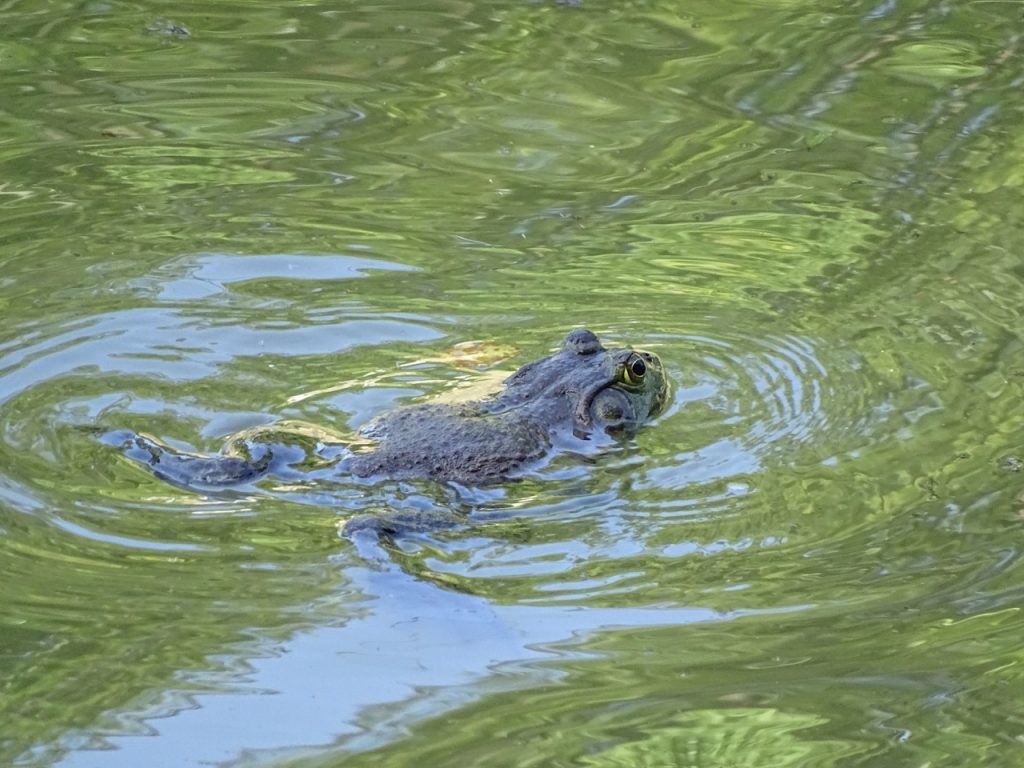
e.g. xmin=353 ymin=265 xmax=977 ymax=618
xmin=113 ymin=329 xmax=668 ymax=491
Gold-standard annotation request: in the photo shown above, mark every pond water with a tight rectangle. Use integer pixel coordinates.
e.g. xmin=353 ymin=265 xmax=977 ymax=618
xmin=3 ymin=1 xmax=1024 ymax=765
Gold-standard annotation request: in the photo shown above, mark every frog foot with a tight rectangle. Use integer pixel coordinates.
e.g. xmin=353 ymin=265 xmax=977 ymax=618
xmin=108 ymin=431 xmax=271 ymax=489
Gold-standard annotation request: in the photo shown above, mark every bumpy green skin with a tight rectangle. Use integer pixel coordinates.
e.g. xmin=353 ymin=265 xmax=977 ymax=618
xmin=116 ymin=329 xmax=668 ymax=489
xmin=346 ymin=328 xmax=667 ymax=484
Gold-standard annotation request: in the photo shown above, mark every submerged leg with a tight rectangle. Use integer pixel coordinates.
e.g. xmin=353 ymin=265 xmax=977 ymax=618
xmin=340 ymin=508 xmax=466 ymax=541
xmin=107 ymin=430 xmax=271 ymax=489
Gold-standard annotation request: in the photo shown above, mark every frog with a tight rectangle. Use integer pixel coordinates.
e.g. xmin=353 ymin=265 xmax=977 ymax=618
xmin=111 ymin=328 xmax=668 ymax=496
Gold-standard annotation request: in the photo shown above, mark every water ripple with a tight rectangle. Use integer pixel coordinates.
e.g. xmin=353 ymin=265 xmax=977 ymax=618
xmin=398 ymin=326 xmax=915 ymax=608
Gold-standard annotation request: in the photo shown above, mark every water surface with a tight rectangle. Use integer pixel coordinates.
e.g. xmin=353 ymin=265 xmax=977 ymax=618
xmin=3 ymin=1 xmax=1024 ymax=766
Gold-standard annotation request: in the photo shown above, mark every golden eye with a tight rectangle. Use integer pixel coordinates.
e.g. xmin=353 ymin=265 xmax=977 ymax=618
xmin=622 ymin=355 xmax=647 ymax=385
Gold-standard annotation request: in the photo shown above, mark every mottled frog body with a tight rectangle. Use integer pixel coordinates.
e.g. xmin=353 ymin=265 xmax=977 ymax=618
xmin=114 ymin=328 xmax=668 ymax=490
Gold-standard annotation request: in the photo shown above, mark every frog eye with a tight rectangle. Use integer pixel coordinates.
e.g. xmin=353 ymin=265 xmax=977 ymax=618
xmin=622 ymin=355 xmax=647 ymax=385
